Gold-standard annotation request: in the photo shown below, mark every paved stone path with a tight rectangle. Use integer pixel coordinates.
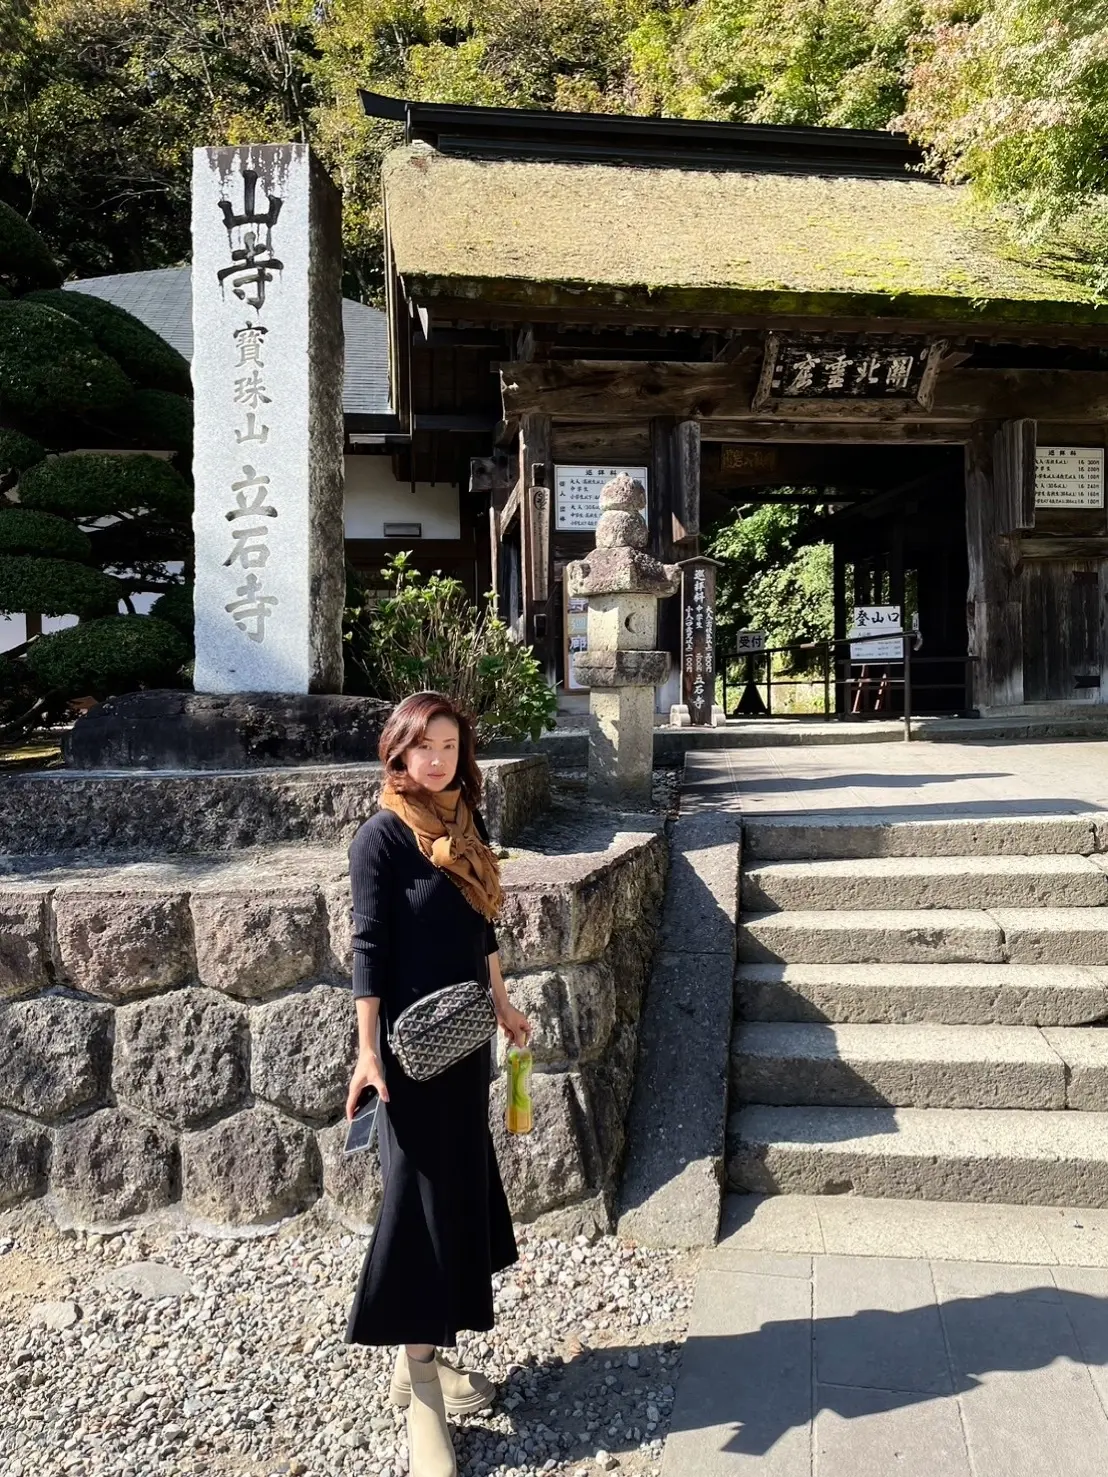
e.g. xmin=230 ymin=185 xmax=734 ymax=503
xmin=724 ymin=738 xmax=1108 ymax=819
xmin=664 ymin=1198 xmax=1108 ymax=1477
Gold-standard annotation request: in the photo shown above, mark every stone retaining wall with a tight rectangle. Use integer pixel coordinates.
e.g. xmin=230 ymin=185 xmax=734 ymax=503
xmin=0 ymin=755 xmax=548 ymax=855
xmin=0 ymin=810 xmax=666 ymax=1237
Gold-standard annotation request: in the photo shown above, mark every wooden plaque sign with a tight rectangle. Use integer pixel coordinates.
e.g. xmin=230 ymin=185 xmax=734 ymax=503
xmin=681 ymin=557 xmax=720 ymax=726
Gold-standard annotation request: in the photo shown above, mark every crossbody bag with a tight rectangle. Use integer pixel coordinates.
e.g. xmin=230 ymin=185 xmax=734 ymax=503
xmin=387 ymin=965 xmax=497 ymax=1082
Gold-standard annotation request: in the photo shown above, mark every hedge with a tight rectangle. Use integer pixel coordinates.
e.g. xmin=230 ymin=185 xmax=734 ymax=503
xmin=0 ymin=202 xmax=62 ymax=295
xmin=0 ymin=556 xmax=121 ymax=618
xmin=27 ymin=289 xmax=191 ymax=396
xmin=0 ymin=510 xmax=93 ymax=561
xmin=25 ymin=615 xmax=189 ymax=696
xmin=0 ymin=301 xmax=132 ymax=428
xmin=19 ymin=452 xmax=192 ymax=521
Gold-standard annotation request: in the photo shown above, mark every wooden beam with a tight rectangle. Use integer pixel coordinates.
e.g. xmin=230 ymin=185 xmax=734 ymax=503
xmin=501 ymin=361 xmax=1108 ymax=425
xmin=993 ymin=418 xmax=1036 ymax=532
xmin=1020 ymin=536 xmax=1108 ymax=560
xmin=519 ymin=412 xmax=553 ymax=669
xmin=965 ymin=426 xmax=1024 ymax=710
xmin=671 ymin=420 xmax=700 ymax=544
xmin=701 ymin=419 xmax=969 ymax=444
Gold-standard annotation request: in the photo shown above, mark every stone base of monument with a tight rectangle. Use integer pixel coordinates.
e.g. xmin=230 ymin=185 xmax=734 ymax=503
xmin=0 ymin=799 xmax=666 ymax=1237
xmin=62 ymin=690 xmax=392 ymax=771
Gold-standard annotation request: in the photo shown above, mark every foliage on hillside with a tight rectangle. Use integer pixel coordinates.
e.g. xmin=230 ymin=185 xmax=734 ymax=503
xmin=4 ymin=1 xmax=1108 ymax=299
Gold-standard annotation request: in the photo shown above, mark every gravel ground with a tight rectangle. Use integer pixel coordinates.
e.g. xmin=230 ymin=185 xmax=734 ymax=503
xmin=0 ymin=1201 xmax=698 ymax=1477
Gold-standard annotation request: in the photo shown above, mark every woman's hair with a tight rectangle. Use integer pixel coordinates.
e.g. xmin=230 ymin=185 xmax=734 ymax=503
xmin=378 ymin=691 xmax=482 ymax=810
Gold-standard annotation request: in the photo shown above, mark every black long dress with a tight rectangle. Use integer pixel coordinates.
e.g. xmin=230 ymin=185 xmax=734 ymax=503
xmin=343 ymin=805 xmax=518 ymax=1348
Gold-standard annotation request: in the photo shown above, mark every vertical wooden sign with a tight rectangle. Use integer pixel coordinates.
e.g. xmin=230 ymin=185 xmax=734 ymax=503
xmin=680 ymin=557 xmax=720 ymax=726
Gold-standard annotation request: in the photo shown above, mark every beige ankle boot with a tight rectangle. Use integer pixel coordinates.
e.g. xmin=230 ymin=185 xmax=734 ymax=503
xmin=405 ymin=1354 xmax=456 ymax=1477
xmin=392 ymin=1348 xmax=495 ymax=1415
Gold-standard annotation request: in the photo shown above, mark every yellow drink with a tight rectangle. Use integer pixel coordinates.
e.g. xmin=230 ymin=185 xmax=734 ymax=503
xmin=505 ymin=1045 xmax=533 ymax=1135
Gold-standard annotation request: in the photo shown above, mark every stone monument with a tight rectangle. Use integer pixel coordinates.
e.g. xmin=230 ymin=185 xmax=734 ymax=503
xmin=566 ymin=474 xmax=679 ymax=805
xmin=63 ymin=143 xmax=390 ymax=767
xmin=191 ymin=143 xmax=345 ymax=694
xmin=671 ymin=555 xmax=727 ymax=728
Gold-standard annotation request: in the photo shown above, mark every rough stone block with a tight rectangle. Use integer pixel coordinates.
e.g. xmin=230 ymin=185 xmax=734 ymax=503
xmin=490 ymin=1070 xmax=591 ymax=1221
xmin=496 ymin=828 xmax=664 ymax=972
xmin=52 ymin=1108 xmax=178 ymax=1223
xmin=738 ymin=909 xmax=1005 ymax=965
xmin=1042 ymin=1028 xmax=1108 ymax=1111
xmin=323 ymin=880 xmax=353 ymax=978
xmin=0 ymin=1110 xmax=49 ymax=1207
xmin=113 ymin=988 xmax=249 ymax=1129
xmin=727 ymin=1104 xmax=1108 ymax=1206
xmin=578 ymin=1022 xmax=638 ymax=1184
xmin=731 ymin=1022 xmax=1066 ymax=1110
xmin=317 ymin=1118 xmax=382 ymax=1229
xmin=0 ymin=890 xmax=51 ymax=1001
xmin=251 ymin=983 xmax=358 ymax=1123
xmin=190 ymin=886 xmax=326 ymax=998
xmin=53 ymin=888 xmax=195 ymax=1002
xmin=742 ymin=854 xmax=1108 ymax=912
xmin=993 ymin=908 xmax=1108 ymax=966
xmin=181 ymin=1105 xmax=320 ymax=1225
xmin=500 ymin=960 xmax=617 ymax=1066
xmin=0 ymin=995 xmax=112 ymax=1120
xmin=734 ymin=962 xmax=1108 ymax=1027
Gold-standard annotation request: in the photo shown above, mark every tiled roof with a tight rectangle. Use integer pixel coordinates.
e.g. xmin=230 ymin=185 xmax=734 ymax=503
xmin=64 ymin=266 xmax=392 ymax=417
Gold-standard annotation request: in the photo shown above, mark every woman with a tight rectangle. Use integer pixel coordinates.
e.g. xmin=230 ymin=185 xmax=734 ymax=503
xmin=343 ymin=691 xmax=531 ymax=1477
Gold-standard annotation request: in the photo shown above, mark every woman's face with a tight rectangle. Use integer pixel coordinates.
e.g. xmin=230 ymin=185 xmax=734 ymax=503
xmin=404 ymin=714 xmax=460 ymax=793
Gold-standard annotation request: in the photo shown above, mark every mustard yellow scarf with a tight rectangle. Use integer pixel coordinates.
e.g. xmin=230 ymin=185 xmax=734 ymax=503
xmin=381 ymin=782 xmax=503 ymax=922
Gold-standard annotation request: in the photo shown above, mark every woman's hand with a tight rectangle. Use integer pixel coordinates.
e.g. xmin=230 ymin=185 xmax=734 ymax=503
xmin=496 ymin=1002 xmax=532 ymax=1050
xmin=346 ymin=1048 xmax=389 ymax=1119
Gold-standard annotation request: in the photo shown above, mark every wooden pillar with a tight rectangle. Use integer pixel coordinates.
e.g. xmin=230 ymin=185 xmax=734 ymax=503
xmin=964 ymin=419 xmax=1035 ymax=710
xmin=650 ymin=417 xmax=700 ymax=692
xmin=519 ymin=412 xmax=554 ymax=672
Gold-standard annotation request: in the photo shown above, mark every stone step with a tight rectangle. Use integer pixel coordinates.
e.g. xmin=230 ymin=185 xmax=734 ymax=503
xmin=741 ymin=854 xmax=1108 ymax=912
xmin=727 ymin=1104 xmax=1108 ymax=1206
xmin=742 ymin=814 xmax=1103 ymax=862
xmin=739 ymin=907 xmax=1108 ymax=965
xmin=735 ymin=961 xmax=1108 ymax=1026
xmin=731 ymin=1022 xmax=1108 ymax=1109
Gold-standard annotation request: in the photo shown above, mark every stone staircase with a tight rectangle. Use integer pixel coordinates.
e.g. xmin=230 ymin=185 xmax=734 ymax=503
xmin=726 ymin=815 xmax=1108 ymax=1207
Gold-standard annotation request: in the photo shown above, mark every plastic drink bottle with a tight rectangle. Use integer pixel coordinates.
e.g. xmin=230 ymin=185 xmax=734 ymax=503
xmin=505 ymin=1045 xmax=533 ymax=1135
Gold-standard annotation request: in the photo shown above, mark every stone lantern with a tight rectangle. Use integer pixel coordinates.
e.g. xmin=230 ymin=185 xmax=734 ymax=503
xmin=566 ymin=473 xmax=679 ymax=805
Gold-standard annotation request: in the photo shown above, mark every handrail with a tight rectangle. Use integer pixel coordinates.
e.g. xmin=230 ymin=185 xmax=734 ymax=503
xmin=722 ymin=628 xmax=942 ymax=743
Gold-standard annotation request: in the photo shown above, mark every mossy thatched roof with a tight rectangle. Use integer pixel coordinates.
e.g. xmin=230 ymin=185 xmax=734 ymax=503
xmin=383 ymin=146 xmax=1108 ymax=329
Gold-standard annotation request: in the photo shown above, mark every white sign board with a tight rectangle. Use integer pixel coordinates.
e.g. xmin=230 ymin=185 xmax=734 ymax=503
xmin=736 ymin=630 xmax=768 ymax=654
xmin=849 ymin=606 xmax=903 ymax=662
xmin=554 ymin=465 xmax=649 ymax=533
xmin=1035 ymin=447 xmax=1105 ymax=509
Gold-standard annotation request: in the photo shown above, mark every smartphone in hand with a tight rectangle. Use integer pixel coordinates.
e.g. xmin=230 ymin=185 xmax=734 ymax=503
xmin=343 ymin=1087 xmax=380 ymax=1157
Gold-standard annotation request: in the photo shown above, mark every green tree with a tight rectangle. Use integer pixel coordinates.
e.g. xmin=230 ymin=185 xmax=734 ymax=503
xmin=0 ymin=201 xmax=193 ymax=736
xmin=708 ymin=500 xmax=833 ymax=655
xmin=901 ymin=0 xmax=1108 ymax=290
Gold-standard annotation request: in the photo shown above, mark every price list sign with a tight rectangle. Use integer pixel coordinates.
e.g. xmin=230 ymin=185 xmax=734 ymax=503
xmin=1035 ymin=447 xmax=1105 ymax=509
xmin=554 ymin=465 xmax=649 ymax=533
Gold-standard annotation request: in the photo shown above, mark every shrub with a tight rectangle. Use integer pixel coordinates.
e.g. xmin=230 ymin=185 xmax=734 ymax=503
xmin=0 ymin=557 xmax=120 ymax=618
xmin=0 ymin=201 xmax=62 ymax=294
xmin=0 ymin=511 xmax=93 ymax=562
xmin=0 ymin=301 xmax=133 ymax=429
xmin=25 ymin=290 xmax=190 ymax=395
xmin=148 ymin=583 xmax=194 ymax=642
xmin=0 ymin=430 xmax=46 ymax=481
xmin=19 ymin=452 xmax=191 ymax=520
xmin=122 ymin=389 xmax=193 ymax=455
xmin=25 ymin=616 xmax=189 ymax=697
xmin=345 ymin=554 xmax=557 ymax=743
